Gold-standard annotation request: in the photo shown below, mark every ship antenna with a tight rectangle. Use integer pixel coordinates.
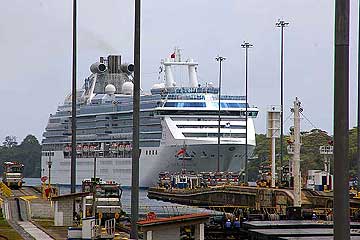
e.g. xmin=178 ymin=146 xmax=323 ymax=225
xmin=174 ymin=46 xmax=182 ymax=62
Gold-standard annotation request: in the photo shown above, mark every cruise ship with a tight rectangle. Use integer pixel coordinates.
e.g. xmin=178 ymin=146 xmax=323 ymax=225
xmin=41 ymin=51 xmax=259 ymax=187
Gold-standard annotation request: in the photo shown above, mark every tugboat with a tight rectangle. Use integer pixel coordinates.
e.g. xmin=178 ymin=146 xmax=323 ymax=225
xmin=2 ymin=162 xmax=24 ymax=189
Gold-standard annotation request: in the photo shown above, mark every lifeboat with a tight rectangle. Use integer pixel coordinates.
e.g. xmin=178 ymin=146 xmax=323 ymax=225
xmin=89 ymin=145 xmax=96 ymax=152
xmin=83 ymin=145 xmax=89 ymax=152
xmin=125 ymin=144 xmax=132 ymax=152
xmin=118 ymin=144 xmax=125 ymax=151
xmin=64 ymin=145 xmax=71 ymax=152
xmin=76 ymin=144 xmax=83 ymax=153
xmin=110 ymin=143 xmax=118 ymax=152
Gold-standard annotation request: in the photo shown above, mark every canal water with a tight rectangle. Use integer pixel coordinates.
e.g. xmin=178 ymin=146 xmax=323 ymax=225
xmin=23 ymin=178 xmax=217 ymax=216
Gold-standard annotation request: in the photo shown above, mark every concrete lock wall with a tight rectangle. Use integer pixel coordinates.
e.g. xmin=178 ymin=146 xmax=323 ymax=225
xmin=31 ymin=202 xmax=54 ymax=219
xmin=54 ymin=199 xmax=73 ymax=226
xmin=18 ymin=199 xmax=29 ymax=221
xmin=143 ymin=223 xmax=205 ymax=240
xmin=151 ymin=228 xmax=180 ymax=240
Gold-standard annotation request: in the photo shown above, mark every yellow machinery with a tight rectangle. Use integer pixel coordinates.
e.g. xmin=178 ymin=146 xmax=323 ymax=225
xmin=0 ymin=182 xmax=12 ymax=197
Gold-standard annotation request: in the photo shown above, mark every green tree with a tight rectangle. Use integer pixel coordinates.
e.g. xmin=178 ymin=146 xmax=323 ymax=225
xmin=2 ymin=135 xmax=18 ymax=148
xmin=0 ymin=134 xmax=41 ymax=178
xmin=249 ymin=129 xmax=332 ymax=181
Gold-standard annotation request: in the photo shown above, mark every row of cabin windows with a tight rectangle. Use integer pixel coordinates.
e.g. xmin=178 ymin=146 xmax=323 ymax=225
xmin=183 ymin=133 xmax=246 ymax=138
xmin=42 ymin=151 xmax=55 ymax=156
xmin=164 ymin=102 xmax=249 ymax=108
xmin=145 ymin=149 xmax=158 ymax=155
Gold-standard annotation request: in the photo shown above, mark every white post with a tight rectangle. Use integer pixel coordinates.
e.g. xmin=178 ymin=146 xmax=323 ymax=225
xmin=271 ymin=134 xmax=276 ymax=188
xmin=292 ymin=97 xmax=302 ymax=207
xmin=271 ymin=111 xmax=276 ymax=187
xmin=200 ymin=223 xmax=204 ymax=240
xmin=267 ymin=108 xmax=280 ymax=187
xmin=146 ymin=230 xmax=153 ymax=240
xmin=195 ymin=223 xmax=205 ymax=240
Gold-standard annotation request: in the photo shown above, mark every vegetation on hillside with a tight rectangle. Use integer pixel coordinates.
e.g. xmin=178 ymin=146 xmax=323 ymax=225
xmin=0 ymin=135 xmax=41 ymax=178
xmin=248 ymin=128 xmax=358 ymax=181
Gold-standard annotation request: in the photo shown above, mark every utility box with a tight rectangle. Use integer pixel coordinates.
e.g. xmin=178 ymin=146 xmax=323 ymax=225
xmin=306 ymin=170 xmax=333 ymax=191
xmin=266 ymin=106 xmax=281 ymax=138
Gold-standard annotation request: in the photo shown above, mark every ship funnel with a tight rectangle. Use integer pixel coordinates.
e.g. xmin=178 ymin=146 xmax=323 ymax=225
xmin=188 ymin=59 xmax=198 ymax=87
xmin=120 ymin=63 xmax=135 ymax=74
xmin=90 ymin=62 xmax=107 ymax=74
xmin=107 ymin=55 xmax=121 ymax=73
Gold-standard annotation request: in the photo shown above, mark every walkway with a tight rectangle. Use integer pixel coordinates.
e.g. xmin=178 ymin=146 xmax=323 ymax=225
xmin=18 ymin=221 xmax=54 ymax=240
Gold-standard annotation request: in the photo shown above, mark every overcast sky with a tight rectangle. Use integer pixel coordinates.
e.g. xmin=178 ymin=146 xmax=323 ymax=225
xmin=0 ymin=0 xmax=358 ymax=142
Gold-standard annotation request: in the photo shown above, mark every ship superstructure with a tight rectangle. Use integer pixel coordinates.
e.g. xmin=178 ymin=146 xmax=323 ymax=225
xmin=41 ymin=51 xmax=258 ymax=186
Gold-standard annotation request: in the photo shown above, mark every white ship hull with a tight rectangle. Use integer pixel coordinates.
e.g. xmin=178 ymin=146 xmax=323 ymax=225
xmin=41 ymin=143 xmax=254 ymax=187
xmin=41 ymin=54 xmax=259 ymax=188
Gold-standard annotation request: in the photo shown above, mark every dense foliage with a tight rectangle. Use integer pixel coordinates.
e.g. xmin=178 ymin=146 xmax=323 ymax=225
xmin=0 ymin=135 xmax=41 ymax=178
xmin=248 ymin=128 xmax=357 ymax=181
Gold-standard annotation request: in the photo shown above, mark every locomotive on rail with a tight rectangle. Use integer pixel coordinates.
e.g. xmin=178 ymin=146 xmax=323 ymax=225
xmin=2 ymin=161 xmax=24 ymax=189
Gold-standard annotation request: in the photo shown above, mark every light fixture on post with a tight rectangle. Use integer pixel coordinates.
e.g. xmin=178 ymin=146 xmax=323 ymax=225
xmin=275 ymin=19 xmax=289 ymax=185
xmin=215 ymin=55 xmax=226 ymax=173
xmin=241 ymin=41 xmax=253 ymax=184
xmin=47 ymin=151 xmax=53 ymax=199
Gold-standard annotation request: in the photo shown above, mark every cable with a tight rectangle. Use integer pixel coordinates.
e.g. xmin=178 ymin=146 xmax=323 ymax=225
xmin=300 ymin=112 xmax=318 ymax=130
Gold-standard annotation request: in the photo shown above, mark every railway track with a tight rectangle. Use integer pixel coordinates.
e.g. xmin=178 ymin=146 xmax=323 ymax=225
xmin=12 ymin=186 xmax=39 ymax=197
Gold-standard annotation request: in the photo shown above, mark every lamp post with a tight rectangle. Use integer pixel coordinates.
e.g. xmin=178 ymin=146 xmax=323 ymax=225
xmin=47 ymin=151 xmax=53 ymax=196
xmin=130 ymin=0 xmax=141 ymax=238
xmin=215 ymin=55 xmax=226 ymax=173
xmin=333 ymin=0 xmax=350 ymax=238
xmin=276 ymin=19 xmax=289 ymax=183
xmin=357 ymin=0 xmax=360 ymax=192
xmin=241 ymin=42 xmax=253 ymax=183
xmin=90 ymin=147 xmax=97 ymax=217
xmin=70 ymin=0 xmax=77 ymax=194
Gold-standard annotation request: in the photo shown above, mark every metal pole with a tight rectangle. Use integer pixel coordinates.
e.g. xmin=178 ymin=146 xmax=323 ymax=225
xmin=292 ymin=98 xmax=301 ymax=207
xmin=280 ymin=25 xmax=284 ymax=180
xmin=92 ymin=155 xmax=96 ymax=217
xmin=276 ymin=20 xmax=289 ymax=184
xmin=215 ymin=56 xmax=226 ymax=172
xmin=334 ymin=0 xmax=350 ymax=239
xmin=245 ymin=47 xmax=248 ymax=183
xmin=357 ymin=0 xmax=360 ymax=192
xmin=241 ymin=42 xmax=253 ymax=183
xmin=70 ymin=0 xmax=77 ymax=194
xmin=271 ymin=130 xmax=276 ymax=187
xmin=130 ymin=0 xmax=141 ymax=238
xmin=48 ymin=153 xmax=51 ymax=189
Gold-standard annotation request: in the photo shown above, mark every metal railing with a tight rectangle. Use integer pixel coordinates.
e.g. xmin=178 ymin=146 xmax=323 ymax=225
xmin=104 ymin=218 xmax=116 ymax=237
